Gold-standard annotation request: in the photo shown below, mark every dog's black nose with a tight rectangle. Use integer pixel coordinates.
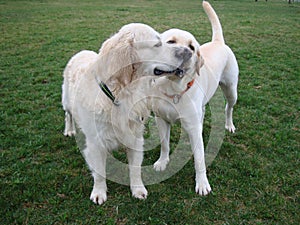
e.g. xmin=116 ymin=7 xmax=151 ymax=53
xmin=175 ymin=47 xmax=192 ymax=62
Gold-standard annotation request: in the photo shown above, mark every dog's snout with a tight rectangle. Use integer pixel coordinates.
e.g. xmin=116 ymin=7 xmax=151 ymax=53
xmin=175 ymin=47 xmax=192 ymax=62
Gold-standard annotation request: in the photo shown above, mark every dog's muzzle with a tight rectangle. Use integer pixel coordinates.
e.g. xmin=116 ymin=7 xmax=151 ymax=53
xmin=153 ymin=47 xmax=191 ymax=78
xmin=175 ymin=47 xmax=192 ymax=63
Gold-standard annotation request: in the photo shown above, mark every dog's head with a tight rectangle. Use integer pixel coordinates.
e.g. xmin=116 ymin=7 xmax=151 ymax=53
xmin=160 ymin=28 xmax=204 ymax=80
xmin=97 ymin=23 xmax=191 ymax=93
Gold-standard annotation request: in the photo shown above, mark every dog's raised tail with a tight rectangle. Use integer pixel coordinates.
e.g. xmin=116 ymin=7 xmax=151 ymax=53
xmin=202 ymin=1 xmax=224 ymax=44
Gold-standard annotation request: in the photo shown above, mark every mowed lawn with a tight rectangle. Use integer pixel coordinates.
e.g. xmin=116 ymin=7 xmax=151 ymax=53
xmin=1 ymin=0 xmax=299 ymax=224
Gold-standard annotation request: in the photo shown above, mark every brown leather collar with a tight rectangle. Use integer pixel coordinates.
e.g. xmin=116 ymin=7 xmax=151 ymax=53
xmin=163 ymin=79 xmax=195 ymax=104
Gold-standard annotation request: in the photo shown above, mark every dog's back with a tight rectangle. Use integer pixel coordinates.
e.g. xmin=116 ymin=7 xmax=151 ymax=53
xmin=62 ymin=50 xmax=99 ymax=136
xmin=62 ymin=51 xmax=98 ymax=110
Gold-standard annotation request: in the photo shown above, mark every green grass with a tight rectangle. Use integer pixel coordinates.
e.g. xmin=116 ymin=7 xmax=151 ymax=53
xmin=1 ymin=0 xmax=299 ymax=224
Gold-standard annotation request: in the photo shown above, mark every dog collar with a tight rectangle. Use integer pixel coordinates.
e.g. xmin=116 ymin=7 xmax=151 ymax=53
xmin=163 ymin=79 xmax=195 ymax=104
xmin=99 ymin=81 xmax=120 ymax=106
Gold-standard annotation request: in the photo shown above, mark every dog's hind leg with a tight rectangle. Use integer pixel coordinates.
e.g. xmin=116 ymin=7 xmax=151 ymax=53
xmin=220 ymin=82 xmax=237 ymax=133
xmin=83 ymin=139 xmax=108 ymax=205
xmin=62 ymin=79 xmax=76 ymax=136
xmin=63 ymin=111 xmax=76 ymax=136
xmin=220 ymin=52 xmax=238 ymax=133
xmin=153 ymin=117 xmax=170 ymax=171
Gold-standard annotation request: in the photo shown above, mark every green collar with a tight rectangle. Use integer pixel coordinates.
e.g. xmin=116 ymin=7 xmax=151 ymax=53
xmin=99 ymin=81 xmax=120 ymax=106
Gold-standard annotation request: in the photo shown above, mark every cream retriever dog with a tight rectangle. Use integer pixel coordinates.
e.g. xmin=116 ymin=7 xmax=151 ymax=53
xmin=151 ymin=1 xmax=239 ymax=195
xmin=62 ymin=23 xmax=192 ymax=205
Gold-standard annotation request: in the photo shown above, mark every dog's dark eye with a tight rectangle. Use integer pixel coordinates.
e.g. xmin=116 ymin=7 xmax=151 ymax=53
xmin=189 ymin=44 xmax=195 ymax=51
xmin=167 ymin=40 xmax=176 ymax=44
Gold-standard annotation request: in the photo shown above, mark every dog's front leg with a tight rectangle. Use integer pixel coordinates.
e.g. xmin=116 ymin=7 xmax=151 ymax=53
xmin=192 ymin=133 xmax=211 ymax=196
xmin=153 ymin=117 xmax=170 ymax=171
xmin=127 ymin=148 xmax=148 ymax=199
xmin=183 ymin=117 xmax=211 ymax=196
xmin=83 ymin=139 xmax=108 ymax=205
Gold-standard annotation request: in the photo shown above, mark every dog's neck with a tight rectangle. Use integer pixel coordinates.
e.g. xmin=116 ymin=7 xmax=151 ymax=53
xmin=113 ymin=76 xmax=155 ymax=127
xmin=154 ymin=73 xmax=197 ymax=104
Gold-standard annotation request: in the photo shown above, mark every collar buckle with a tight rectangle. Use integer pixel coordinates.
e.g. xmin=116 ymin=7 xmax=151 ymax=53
xmin=162 ymin=79 xmax=195 ymax=104
xmin=173 ymin=94 xmax=181 ymax=104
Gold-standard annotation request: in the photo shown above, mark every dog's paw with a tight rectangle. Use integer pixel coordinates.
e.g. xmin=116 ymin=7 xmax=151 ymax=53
xmin=131 ymin=186 xmax=148 ymax=200
xmin=195 ymin=174 xmax=212 ymax=196
xmin=153 ymin=158 xmax=169 ymax=171
xmin=90 ymin=188 xmax=107 ymax=205
xmin=225 ymin=123 xmax=236 ymax=133
xmin=64 ymin=130 xmax=76 ymax=137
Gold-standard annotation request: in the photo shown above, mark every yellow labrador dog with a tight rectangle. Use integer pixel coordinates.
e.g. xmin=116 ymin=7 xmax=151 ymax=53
xmin=62 ymin=23 xmax=192 ymax=205
xmin=151 ymin=1 xmax=239 ymax=195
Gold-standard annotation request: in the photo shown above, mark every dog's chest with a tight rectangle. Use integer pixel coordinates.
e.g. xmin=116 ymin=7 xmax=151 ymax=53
xmin=152 ymin=100 xmax=179 ymax=123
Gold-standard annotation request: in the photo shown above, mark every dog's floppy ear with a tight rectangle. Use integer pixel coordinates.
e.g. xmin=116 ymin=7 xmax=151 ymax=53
xmin=97 ymin=31 xmax=138 ymax=92
xmin=196 ymin=50 xmax=204 ymax=75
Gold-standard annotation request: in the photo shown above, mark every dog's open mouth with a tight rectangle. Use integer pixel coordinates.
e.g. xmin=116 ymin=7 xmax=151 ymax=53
xmin=154 ymin=67 xmax=184 ymax=78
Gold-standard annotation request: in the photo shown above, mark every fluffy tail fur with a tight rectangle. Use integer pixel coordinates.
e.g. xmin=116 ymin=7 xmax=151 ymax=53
xmin=202 ymin=1 xmax=224 ymax=44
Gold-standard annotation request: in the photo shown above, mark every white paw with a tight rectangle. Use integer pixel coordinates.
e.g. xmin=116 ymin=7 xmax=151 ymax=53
xmin=90 ymin=188 xmax=107 ymax=205
xmin=64 ymin=130 xmax=76 ymax=137
xmin=225 ymin=123 xmax=236 ymax=133
xmin=153 ymin=158 xmax=169 ymax=171
xmin=131 ymin=186 xmax=148 ymax=200
xmin=195 ymin=174 xmax=212 ymax=196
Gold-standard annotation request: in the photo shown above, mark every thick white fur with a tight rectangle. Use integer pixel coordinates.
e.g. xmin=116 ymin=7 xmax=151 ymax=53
xmin=62 ymin=23 xmax=191 ymax=205
xmin=151 ymin=1 xmax=239 ymax=195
